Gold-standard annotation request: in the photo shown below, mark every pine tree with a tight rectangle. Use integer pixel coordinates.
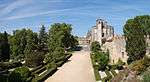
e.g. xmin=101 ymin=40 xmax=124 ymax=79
xmin=124 ymin=17 xmax=146 ymax=64
xmin=38 ymin=25 xmax=48 ymax=52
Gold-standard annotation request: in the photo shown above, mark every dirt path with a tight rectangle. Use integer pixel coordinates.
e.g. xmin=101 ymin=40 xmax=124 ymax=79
xmin=45 ymin=50 xmax=95 ymax=82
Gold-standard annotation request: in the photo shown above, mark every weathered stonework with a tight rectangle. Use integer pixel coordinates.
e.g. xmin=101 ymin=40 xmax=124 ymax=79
xmin=81 ymin=18 xmax=150 ymax=64
xmin=86 ymin=19 xmax=127 ymax=64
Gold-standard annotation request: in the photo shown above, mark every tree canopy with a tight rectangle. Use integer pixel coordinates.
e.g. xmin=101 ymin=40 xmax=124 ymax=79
xmin=45 ymin=23 xmax=78 ymax=63
xmin=123 ymin=15 xmax=148 ymax=64
xmin=0 ymin=31 xmax=10 ymax=61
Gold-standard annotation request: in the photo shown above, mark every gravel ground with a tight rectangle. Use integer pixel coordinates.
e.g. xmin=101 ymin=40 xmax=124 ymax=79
xmin=45 ymin=50 xmax=96 ymax=82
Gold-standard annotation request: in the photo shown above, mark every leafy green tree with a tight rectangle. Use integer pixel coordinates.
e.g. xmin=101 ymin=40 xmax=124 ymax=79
xmin=90 ymin=41 xmax=101 ymax=52
xmin=38 ymin=25 xmax=48 ymax=52
xmin=9 ymin=29 xmax=27 ymax=60
xmin=0 ymin=31 xmax=10 ymax=61
xmin=45 ymin=23 xmax=77 ymax=63
xmin=124 ymin=17 xmax=146 ymax=64
xmin=25 ymin=51 xmax=44 ymax=67
xmin=134 ymin=15 xmax=150 ymax=35
xmin=24 ymin=29 xmax=40 ymax=67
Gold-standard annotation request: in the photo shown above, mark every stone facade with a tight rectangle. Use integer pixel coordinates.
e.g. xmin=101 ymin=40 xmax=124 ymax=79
xmin=86 ymin=19 xmax=114 ymax=45
xmin=86 ymin=18 xmax=150 ymax=64
xmin=103 ymin=35 xmax=128 ymax=64
xmin=78 ymin=37 xmax=90 ymax=45
xmin=86 ymin=19 xmax=127 ymax=64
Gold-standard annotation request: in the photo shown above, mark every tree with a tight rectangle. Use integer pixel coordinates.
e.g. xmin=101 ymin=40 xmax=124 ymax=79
xmin=90 ymin=41 xmax=101 ymax=52
xmin=24 ymin=29 xmax=40 ymax=67
xmin=134 ymin=15 xmax=150 ymax=35
xmin=124 ymin=17 xmax=146 ymax=64
xmin=25 ymin=51 xmax=44 ymax=67
xmin=9 ymin=29 xmax=27 ymax=60
xmin=0 ymin=31 xmax=10 ymax=61
xmin=45 ymin=23 xmax=76 ymax=63
xmin=94 ymin=51 xmax=109 ymax=70
xmin=38 ymin=25 xmax=48 ymax=52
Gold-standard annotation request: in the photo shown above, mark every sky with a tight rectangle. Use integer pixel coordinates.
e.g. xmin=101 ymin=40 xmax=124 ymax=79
xmin=0 ymin=0 xmax=150 ymax=36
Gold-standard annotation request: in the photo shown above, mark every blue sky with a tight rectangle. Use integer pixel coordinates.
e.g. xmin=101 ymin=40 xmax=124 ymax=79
xmin=0 ymin=0 xmax=150 ymax=36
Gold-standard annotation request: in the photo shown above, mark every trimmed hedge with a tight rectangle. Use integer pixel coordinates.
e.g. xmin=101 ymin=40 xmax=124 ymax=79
xmin=111 ymin=70 xmax=117 ymax=76
xmin=30 ymin=65 xmax=43 ymax=72
xmin=56 ymin=61 xmax=64 ymax=67
xmin=102 ymin=70 xmax=112 ymax=82
xmin=94 ymin=66 xmax=101 ymax=81
xmin=26 ymin=76 xmax=33 ymax=82
xmin=0 ymin=61 xmax=22 ymax=70
xmin=33 ymin=67 xmax=57 ymax=82
xmin=8 ymin=67 xmax=30 ymax=82
xmin=32 ymin=66 xmax=46 ymax=75
xmin=90 ymin=53 xmax=101 ymax=81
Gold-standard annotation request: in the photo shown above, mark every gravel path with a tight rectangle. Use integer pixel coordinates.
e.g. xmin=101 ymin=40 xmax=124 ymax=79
xmin=45 ymin=50 xmax=95 ymax=82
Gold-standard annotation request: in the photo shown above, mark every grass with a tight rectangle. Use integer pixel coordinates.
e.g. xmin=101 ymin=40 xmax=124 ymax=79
xmin=90 ymin=53 xmax=101 ymax=81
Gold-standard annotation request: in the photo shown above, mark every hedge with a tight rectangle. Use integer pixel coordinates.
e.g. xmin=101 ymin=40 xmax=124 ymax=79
xmin=111 ymin=70 xmax=117 ymax=76
xmin=66 ymin=54 xmax=72 ymax=59
xmin=26 ymin=76 xmax=33 ymax=82
xmin=0 ymin=61 xmax=22 ymax=70
xmin=33 ymin=67 xmax=57 ymax=82
xmin=0 ymin=75 xmax=8 ymax=82
xmin=56 ymin=61 xmax=64 ymax=67
xmin=94 ymin=66 xmax=101 ymax=81
xmin=8 ymin=67 xmax=30 ymax=82
xmin=90 ymin=53 xmax=101 ymax=81
xmin=103 ymin=70 xmax=112 ymax=82
xmin=30 ymin=65 xmax=43 ymax=72
xmin=32 ymin=66 xmax=46 ymax=75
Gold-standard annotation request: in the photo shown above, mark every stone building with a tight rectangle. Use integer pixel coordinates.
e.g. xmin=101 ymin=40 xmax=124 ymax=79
xmin=86 ymin=18 xmax=128 ymax=64
xmin=86 ymin=18 xmax=150 ymax=64
xmin=78 ymin=37 xmax=90 ymax=45
xmin=103 ymin=35 xmax=128 ymax=64
xmin=86 ymin=19 xmax=114 ymax=45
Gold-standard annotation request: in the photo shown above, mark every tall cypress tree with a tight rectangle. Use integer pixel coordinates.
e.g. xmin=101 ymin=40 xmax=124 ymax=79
xmin=0 ymin=31 xmax=10 ymax=61
xmin=38 ymin=25 xmax=48 ymax=52
xmin=124 ymin=18 xmax=146 ymax=64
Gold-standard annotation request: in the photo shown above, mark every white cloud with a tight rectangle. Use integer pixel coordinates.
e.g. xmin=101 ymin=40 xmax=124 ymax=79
xmin=0 ymin=0 xmax=33 ymax=16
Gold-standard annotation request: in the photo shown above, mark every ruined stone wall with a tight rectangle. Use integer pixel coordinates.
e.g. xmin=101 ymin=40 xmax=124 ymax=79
xmin=103 ymin=36 xmax=128 ymax=64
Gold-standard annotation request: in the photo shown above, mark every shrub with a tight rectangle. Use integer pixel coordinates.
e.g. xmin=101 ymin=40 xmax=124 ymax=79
xmin=32 ymin=66 xmax=46 ymax=75
xmin=143 ymin=70 xmax=150 ymax=82
xmin=25 ymin=51 xmax=44 ymax=68
xmin=105 ymin=70 xmax=112 ymax=80
xmin=30 ymin=65 xmax=43 ymax=72
xmin=116 ymin=59 xmax=125 ymax=70
xmin=111 ymin=70 xmax=117 ymax=76
xmin=56 ymin=61 xmax=64 ymax=67
xmin=8 ymin=66 xmax=30 ymax=82
xmin=94 ymin=67 xmax=101 ymax=81
xmin=46 ymin=62 xmax=57 ymax=69
xmin=90 ymin=41 xmax=101 ymax=52
xmin=129 ymin=59 xmax=146 ymax=74
xmin=33 ymin=67 xmax=57 ymax=82
xmin=143 ymin=56 xmax=150 ymax=67
xmin=0 ymin=61 xmax=22 ymax=70
xmin=94 ymin=51 xmax=109 ymax=71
